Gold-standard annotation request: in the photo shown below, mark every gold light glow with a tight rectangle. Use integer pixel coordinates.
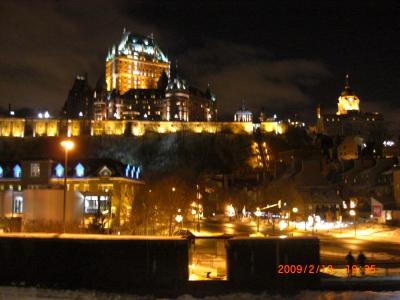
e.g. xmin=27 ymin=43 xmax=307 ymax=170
xmin=60 ymin=140 xmax=74 ymax=151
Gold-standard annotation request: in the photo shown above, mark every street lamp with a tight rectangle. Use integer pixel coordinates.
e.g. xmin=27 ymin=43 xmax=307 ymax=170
xmin=175 ymin=208 xmax=183 ymax=229
xmin=254 ymin=207 xmax=262 ymax=233
xmin=60 ymin=140 xmax=74 ymax=233
xmin=226 ymin=204 xmax=235 ymax=222
xmin=191 ymin=206 xmax=197 ymax=231
xmin=292 ymin=207 xmax=298 ymax=229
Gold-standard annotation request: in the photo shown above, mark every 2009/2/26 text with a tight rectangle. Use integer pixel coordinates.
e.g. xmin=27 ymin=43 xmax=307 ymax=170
xmin=277 ymin=264 xmax=333 ymax=274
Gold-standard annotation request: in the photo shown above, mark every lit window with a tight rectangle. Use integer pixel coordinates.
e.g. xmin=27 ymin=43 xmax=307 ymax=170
xmin=84 ymin=195 xmax=109 ymax=214
xmin=55 ymin=163 xmax=64 ymax=177
xmin=13 ymin=196 xmax=23 ymax=214
xmin=13 ymin=164 xmax=21 ymax=178
xmin=135 ymin=166 xmax=141 ymax=179
xmin=0 ymin=166 xmax=3 ymax=178
xmin=75 ymin=163 xmax=85 ymax=177
xmin=125 ymin=165 xmax=130 ymax=177
xmin=30 ymin=163 xmax=40 ymax=177
xmin=98 ymin=166 xmax=112 ymax=177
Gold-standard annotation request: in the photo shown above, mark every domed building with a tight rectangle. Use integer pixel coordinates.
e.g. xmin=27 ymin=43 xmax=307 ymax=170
xmin=337 ymin=74 xmax=360 ymax=115
xmin=163 ymin=76 xmax=189 ymax=121
xmin=317 ymin=75 xmax=385 ymax=148
xmin=162 ymin=72 xmax=217 ymax=122
xmin=234 ymin=102 xmax=253 ymax=122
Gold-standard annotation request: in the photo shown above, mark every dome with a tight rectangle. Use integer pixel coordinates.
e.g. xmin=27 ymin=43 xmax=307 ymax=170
xmin=337 ymin=74 xmax=360 ymax=115
xmin=234 ymin=101 xmax=253 ymax=122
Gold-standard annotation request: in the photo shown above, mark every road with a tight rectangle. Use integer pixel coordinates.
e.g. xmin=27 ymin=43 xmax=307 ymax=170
xmin=195 ymin=218 xmax=400 ymax=266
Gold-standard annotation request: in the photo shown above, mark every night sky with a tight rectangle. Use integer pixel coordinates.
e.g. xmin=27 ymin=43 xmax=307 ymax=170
xmin=0 ymin=0 xmax=399 ymax=125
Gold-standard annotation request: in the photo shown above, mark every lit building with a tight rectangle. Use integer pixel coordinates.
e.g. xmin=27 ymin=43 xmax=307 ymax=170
xmin=62 ymin=74 xmax=94 ymax=119
xmin=317 ymin=75 xmax=386 ymax=142
xmin=337 ymin=136 xmax=364 ymax=161
xmin=105 ymin=30 xmax=170 ymax=94
xmin=337 ymin=74 xmax=360 ymax=115
xmin=122 ymin=88 xmax=165 ymax=120
xmin=162 ymin=74 xmax=217 ymax=122
xmin=234 ymin=102 xmax=252 ymax=122
xmin=0 ymin=159 xmax=144 ymax=230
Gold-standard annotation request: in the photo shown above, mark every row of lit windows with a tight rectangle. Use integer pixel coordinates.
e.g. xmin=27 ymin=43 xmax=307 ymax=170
xmin=0 ymin=163 xmax=85 ymax=179
xmin=326 ymin=117 xmax=376 ymax=122
xmin=134 ymin=95 xmax=157 ymax=100
xmin=0 ymin=165 xmax=21 ymax=178
xmin=0 ymin=184 xmax=22 ymax=191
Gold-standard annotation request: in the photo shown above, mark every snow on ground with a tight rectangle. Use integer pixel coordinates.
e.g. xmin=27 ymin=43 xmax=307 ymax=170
xmin=0 ymin=233 xmax=185 ymax=240
xmin=294 ymin=223 xmax=400 ymax=244
xmin=1 ymin=287 xmax=400 ymax=300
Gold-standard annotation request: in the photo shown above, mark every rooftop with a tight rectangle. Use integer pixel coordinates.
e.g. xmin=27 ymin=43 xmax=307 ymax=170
xmin=107 ymin=30 xmax=169 ymax=63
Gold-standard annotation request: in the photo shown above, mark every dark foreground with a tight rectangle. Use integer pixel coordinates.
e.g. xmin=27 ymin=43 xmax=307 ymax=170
xmin=0 ymin=234 xmax=399 ymax=298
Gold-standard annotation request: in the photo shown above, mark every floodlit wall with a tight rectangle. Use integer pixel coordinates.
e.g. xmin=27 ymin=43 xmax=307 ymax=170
xmin=32 ymin=120 xmax=59 ymax=137
xmin=0 ymin=118 xmax=25 ymax=137
xmin=0 ymin=118 xmax=287 ymax=137
xmin=67 ymin=120 xmax=82 ymax=136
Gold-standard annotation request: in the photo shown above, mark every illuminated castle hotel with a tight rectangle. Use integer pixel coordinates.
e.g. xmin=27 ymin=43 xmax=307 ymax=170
xmin=92 ymin=30 xmax=217 ymax=122
xmin=105 ymin=31 xmax=169 ymax=93
xmin=0 ymin=30 xmax=285 ymax=138
xmin=317 ymin=75 xmax=385 ymax=142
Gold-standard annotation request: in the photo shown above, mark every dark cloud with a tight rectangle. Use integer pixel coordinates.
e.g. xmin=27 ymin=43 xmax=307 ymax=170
xmin=0 ymin=0 xmax=157 ymax=113
xmin=0 ymin=0 xmax=398 ymax=126
xmin=178 ymin=40 xmax=330 ymax=116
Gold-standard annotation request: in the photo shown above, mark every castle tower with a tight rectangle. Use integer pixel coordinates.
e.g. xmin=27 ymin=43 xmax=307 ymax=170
xmin=105 ymin=30 xmax=170 ymax=94
xmin=337 ymin=74 xmax=360 ymax=115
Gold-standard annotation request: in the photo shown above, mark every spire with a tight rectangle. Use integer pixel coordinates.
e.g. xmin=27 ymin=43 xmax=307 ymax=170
xmin=241 ymin=99 xmax=246 ymax=111
xmin=345 ymin=74 xmax=350 ymax=89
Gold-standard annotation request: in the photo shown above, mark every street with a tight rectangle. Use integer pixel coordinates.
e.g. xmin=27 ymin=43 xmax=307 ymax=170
xmin=194 ymin=217 xmax=400 ymax=268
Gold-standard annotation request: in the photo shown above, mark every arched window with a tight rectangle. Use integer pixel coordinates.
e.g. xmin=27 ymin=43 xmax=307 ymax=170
xmin=0 ymin=166 xmax=3 ymax=178
xmin=13 ymin=164 xmax=21 ymax=178
xmin=125 ymin=165 xmax=130 ymax=177
xmin=55 ymin=163 xmax=64 ymax=178
xmin=135 ymin=166 xmax=141 ymax=179
xmin=75 ymin=163 xmax=85 ymax=177
xmin=130 ymin=166 xmax=136 ymax=178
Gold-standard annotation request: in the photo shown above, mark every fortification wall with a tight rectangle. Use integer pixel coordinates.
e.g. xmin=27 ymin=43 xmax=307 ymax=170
xmin=0 ymin=118 xmax=287 ymax=137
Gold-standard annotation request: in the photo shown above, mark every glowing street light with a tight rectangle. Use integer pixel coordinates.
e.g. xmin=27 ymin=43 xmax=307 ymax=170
xmin=254 ymin=207 xmax=262 ymax=233
xmin=60 ymin=140 xmax=74 ymax=233
xmin=175 ymin=209 xmax=183 ymax=229
xmin=226 ymin=204 xmax=235 ymax=221
xmin=292 ymin=207 xmax=298 ymax=228
xmin=191 ymin=207 xmax=197 ymax=231
xmin=279 ymin=220 xmax=287 ymax=231
xmin=350 ymin=199 xmax=356 ymax=209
